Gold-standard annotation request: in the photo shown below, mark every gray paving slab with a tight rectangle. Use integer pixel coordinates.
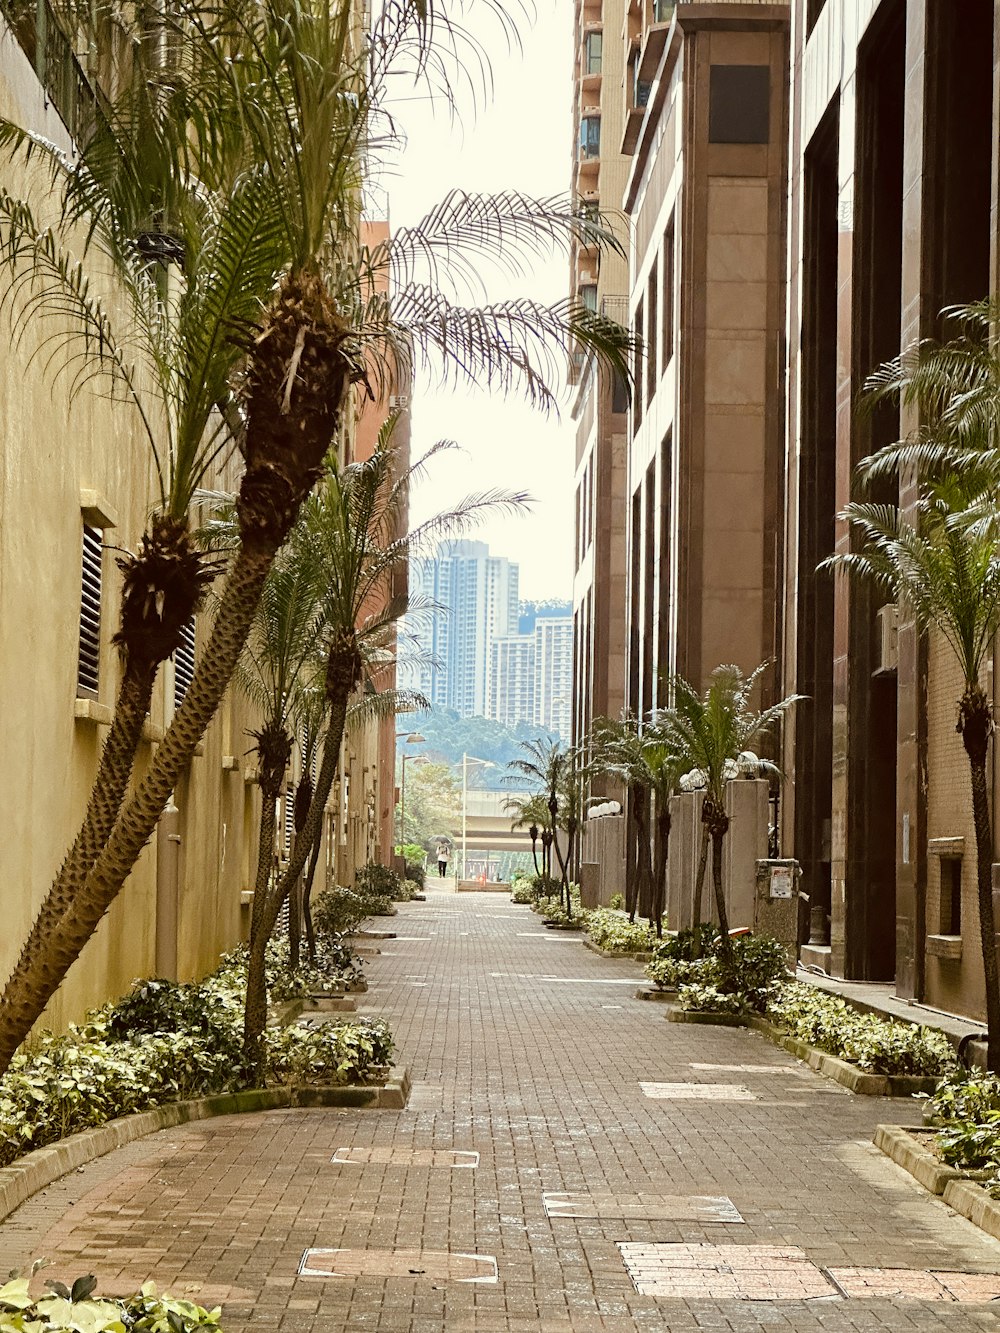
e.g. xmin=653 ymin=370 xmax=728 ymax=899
xmin=0 ymin=895 xmax=998 ymax=1331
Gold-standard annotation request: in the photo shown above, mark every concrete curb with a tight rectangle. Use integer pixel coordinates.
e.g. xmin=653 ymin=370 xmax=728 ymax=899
xmin=873 ymin=1124 xmax=966 ymax=1195
xmin=665 ymin=1005 xmax=753 ymax=1028
xmin=0 ymin=1068 xmax=410 ymax=1225
xmin=635 ymin=985 xmax=677 ymax=1002
xmin=942 ymin=1178 xmax=1000 ymax=1242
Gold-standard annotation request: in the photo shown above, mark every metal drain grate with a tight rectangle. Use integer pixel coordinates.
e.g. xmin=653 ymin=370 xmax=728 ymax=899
xmin=332 ymin=1147 xmax=478 ymax=1168
xmin=640 ymin=1082 xmax=758 ymax=1101
xmin=828 ymin=1268 xmax=1000 ymax=1302
xmin=299 ymin=1249 xmax=497 ymax=1283
xmin=545 ymin=1192 xmax=743 ymax=1223
xmin=618 ymin=1243 xmax=834 ymax=1300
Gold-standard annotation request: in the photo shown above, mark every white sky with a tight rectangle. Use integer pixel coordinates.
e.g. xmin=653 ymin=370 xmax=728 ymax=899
xmin=382 ymin=1 xmax=577 ymax=603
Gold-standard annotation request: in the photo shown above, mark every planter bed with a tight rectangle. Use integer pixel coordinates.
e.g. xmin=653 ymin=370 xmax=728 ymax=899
xmin=0 ymin=1068 xmax=411 ymax=1225
xmin=660 ymin=1006 xmax=939 ymax=1096
xmin=543 ymin=920 xmax=584 ymax=931
xmin=582 ymin=938 xmax=654 ymax=963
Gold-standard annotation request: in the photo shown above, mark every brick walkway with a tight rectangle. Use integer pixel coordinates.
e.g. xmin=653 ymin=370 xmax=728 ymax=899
xmin=2 ymin=890 xmax=1000 ymax=1331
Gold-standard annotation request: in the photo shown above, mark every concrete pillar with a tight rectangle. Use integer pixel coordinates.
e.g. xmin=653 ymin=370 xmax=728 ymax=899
xmin=668 ymin=791 xmax=704 ymax=931
xmin=580 ymin=862 xmax=600 ymax=910
xmin=723 ymin=779 xmax=770 ymax=929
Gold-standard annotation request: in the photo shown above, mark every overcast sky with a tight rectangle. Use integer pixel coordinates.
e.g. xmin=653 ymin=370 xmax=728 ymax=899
xmin=382 ymin=1 xmax=576 ymax=603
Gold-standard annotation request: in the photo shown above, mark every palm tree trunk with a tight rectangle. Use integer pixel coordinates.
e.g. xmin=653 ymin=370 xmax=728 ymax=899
xmin=530 ymin=833 xmax=540 ymax=877
xmin=302 ymin=824 xmax=323 ymax=964
xmin=625 ymin=783 xmax=640 ymax=920
xmin=705 ymin=798 xmax=732 ymax=965
xmin=695 ymin=823 xmax=710 ymax=924
xmin=251 ymin=786 xmax=279 ymax=946
xmin=652 ymin=797 xmax=670 ymax=939
xmin=0 ymin=540 xmax=279 ymax=1076
xmin=635 ymin=789 xmax=654 ymax=924
xmin=961 ymin=685 xmax=1000 ymax=1072
xmin=243 ymin=631 xmax=360 ymax=1077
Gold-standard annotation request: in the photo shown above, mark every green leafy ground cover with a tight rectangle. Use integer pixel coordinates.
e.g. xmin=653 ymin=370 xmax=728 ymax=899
xmin=0 ymin=942 xmax=393 ymax=1168
xmin=0 ymin=1276 xmax=221 ymax=1333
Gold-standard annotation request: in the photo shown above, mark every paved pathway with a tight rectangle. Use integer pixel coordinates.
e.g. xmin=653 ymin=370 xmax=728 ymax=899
xmin=2 ymin=891 xmax=1000 ymax=1331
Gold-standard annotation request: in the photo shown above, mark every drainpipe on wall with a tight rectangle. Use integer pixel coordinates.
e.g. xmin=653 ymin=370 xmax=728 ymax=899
xmin=156 ymin=799 xmax=181 ymax=979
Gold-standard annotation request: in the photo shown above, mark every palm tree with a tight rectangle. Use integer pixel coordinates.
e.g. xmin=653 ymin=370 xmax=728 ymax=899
xmin=241 ymin=439 xmax=527 ymax=1073
xmin=506 ymin=738 xmax=571 ymax=906
xmin=503 ymin=792 xmax=551 ymax=879
xmin=823 ymin=481 xmax=1000 ymax=1069
xmin=587 ymin=714 xmax=683 ymax=935
xmin=664 ymin=663 xmax=798 ymax=962
xmin=0 ymin=0 xmax=635 ymax=1073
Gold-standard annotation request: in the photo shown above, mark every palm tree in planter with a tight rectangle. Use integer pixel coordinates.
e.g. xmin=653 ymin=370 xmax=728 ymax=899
xmin=506 ymin=739 xmax=570 ymax=907
xmin=587 ymin=714 xmax=651 ymax=922
xmin=0 ymin=0 xmax=634 ymax=1073
xmin=504 ymin=792 xmax=551 ymax=880
xmin=823 ymin=480 xmax=1000 ymax=1069
xmin=664 ymin=663 xmax=798 ymax=963
xmin=241 ymin=441 xmax=527 ymax=1073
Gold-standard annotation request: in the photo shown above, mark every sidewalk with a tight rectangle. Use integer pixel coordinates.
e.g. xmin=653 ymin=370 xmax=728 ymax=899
xmin=0 ymin=897 xmax=999 ymax=1330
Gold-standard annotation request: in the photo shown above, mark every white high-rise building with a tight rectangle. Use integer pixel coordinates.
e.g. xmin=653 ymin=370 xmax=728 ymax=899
xmin=534 ymin=617 xmax=573 ymax=741
xmin=402 ymin=541 xmax=519 ymax=718
xmin=489 ymin=635 xmax=536 ymax=728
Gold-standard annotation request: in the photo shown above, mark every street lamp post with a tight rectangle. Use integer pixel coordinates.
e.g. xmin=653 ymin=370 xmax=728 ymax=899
xmin=461 ymin=752 xmax=496 ymax=882
xmin=395 ymin=732 xmax=425 ymax=848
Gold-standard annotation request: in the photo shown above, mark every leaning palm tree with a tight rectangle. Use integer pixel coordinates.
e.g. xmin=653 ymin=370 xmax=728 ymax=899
xmin=506 ymin=738 xmax=569 ymax=905
xmin=664 ymin=663 xmax=798 ymax=961
xmin=823 ymin=480 xmax=1000 ymax=1070
xmin=0 ymin=0 xmax=634 ymax=1073
xmin=241 ymin=440 xmax=528 ymax=1073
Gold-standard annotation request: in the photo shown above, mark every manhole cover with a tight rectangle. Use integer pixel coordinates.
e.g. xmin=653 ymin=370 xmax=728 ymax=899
xmin=640 ymin=1082 xmax=757 ymax=1101
xmin=545 ymin=1193 xmax=743 ymax=1222
xmin=618 ymin=1244 xmax=835 ymax=1300
xmin=299 ymin=1249 xmax=497 ymax=1283
xmin=828 ymin=1268 xmax=1000 ymax=1302
xmin=332 ymin=1147 xmax=478 ymax=1169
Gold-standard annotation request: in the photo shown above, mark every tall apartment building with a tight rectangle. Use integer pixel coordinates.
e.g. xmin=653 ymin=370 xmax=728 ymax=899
xmin=782 ymin=0 xmax=996 ymax=1019
xmin=570 ymin=0 xmax=632 ymax=751
xmin=623 ymin=1 xmax=790 ymax=721
xmin=488 ymin=615 xmax=574 ymax=741
xmin=407 ymin=541 xmax=520 ymax=718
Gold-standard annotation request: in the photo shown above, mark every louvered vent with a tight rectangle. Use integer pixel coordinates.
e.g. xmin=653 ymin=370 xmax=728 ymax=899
xmin=173 ymin=618 xmax=196 ymax=709
xmin=283 ymin=783 xmax=295 ymax=857
xmin=77 ymin=524 xmax=103 ymax=698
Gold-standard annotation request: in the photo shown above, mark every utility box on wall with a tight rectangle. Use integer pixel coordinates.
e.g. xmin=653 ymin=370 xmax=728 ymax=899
xmin=754 ymin=859 xmax=800 ymax=967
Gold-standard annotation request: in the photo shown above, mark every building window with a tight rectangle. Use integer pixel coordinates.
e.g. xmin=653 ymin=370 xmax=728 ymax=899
xmin=940 ymin=857 xmax=962 ymax=935
xmin=585 ymin=30 xmax=602 ymax=75
xmin=653 ymin=0 xmax=676 ymax=21
xmin=77 ymin=523 xmax=103 ymax=699
xmin=580 ymin=116 xmax=601 ymax=158
xmin=633 ymin=297 xmax=644 ymax=429
xmin=709 ymin=66 xmax=770 ymax=144
xmin=580 ymin=282 xmax=598 ymax=312
xmin=173 ymin=617 xmax=196 ymax=709
xmin=646 ymin=258 xmax=658 ymax=406
xmin=662 ymin=214 xmax=675 ymax=368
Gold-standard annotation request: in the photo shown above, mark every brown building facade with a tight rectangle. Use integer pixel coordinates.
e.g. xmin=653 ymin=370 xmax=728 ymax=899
xmin=782 ymin=0 xmax=998 ymax=1016
xmin=623 ymin=1 xmax=790 ymax=719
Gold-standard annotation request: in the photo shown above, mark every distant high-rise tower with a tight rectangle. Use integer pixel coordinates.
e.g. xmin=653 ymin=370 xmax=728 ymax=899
xmin=404 ymin=541 xmax=519 ymax=718
xmin=534 ymin=617 xmax=573 ymax=741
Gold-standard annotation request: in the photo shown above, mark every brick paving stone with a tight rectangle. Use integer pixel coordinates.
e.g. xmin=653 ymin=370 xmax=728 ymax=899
xmin=0 ymin=890 xmax=999 ymax=1330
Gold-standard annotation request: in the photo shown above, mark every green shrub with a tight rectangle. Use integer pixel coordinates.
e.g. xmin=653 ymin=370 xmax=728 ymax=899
xmin=585 ymin=908 xmax=655 ymax=954
xmin=510 ymin=881 xmax=534 ymax=904
xmin=404 ymin=861 xmax=426 ymax=888
xmin=927 ymin=1069 xmax=1000 ymax=1125
xmin=644 ymin=956 xmax=710 ymax=990
xmin=650 ymin=922 xmax=720 ymax=963
xmin=313 ymin=884 xmax=392 ymax=934
xmin=678 ymin=982 xmax=745 ymax=1015
xmin=608 ymin=892 xmax=624 ymax=911
xmin=355 ymin=861 xmax=403 ymax=899
xmin=766 ymin=981 xmax=957 ymax=1076
xmin=0 ymin=1277 xmax=222 ymax=1333
xmin=715 ymin=934 xmax=789 ymax=1009
xmin=0 ymin=952 xmax=394 ymax=1169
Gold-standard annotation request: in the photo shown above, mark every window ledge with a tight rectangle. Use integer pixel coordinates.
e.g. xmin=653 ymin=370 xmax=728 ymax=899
xmin=141 ymin=720 xmax=165 ymax=744
xmin=222 ymin=755 xmax=239 ymax=771
xmin=926 ymin=934 xmax=962 ymax=961
xmin=929 ymin=836 xmax=965 ymax=858
xmin=74 ymin=698 xmax=112 ymax=726
xmin=79 ymin=489 xmax=118 ymax=529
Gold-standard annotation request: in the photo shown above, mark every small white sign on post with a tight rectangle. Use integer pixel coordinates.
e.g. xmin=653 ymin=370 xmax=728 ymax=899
xmin=769 ymin=866 xmax=793 ymax=900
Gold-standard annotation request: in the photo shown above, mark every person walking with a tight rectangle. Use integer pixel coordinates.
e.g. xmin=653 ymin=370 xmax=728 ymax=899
xmin=435 ymin=839 xmax=451 ymax=879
